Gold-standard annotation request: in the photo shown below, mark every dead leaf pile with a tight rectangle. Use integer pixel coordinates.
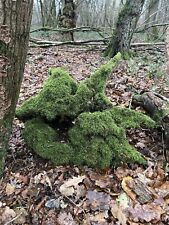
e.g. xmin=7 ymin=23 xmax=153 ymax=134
xmin=0 ymin=45 xmax=169 ymax=224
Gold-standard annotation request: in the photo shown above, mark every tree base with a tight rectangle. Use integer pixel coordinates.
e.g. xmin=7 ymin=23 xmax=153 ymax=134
xmin=16 ymin=55 xmax=155 ymax=168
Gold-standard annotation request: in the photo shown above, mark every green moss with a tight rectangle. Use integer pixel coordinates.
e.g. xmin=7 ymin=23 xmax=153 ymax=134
xmin=85 ymin=53 xmax=121 ymax=92
xmin=16 ymin=68 xmax=78 ymax=121
xmin=70 ymin=82 xmax=93 ymax=115
xmin=0 ymin=40 xmax=8 ymax=56
xmin=16 ymin=97 xmax=38 ymax=121
xmin=72 ymin=137 xmax=113 ymax=168
xmin=23 ymin=118 xmax=72 ymax=165
xmin=16 ymin=54 xmax=121 ymax=121
xmin=72 ymin=111 xmax=124 ymax=136
xmin=69 ymin=111 xmax=146 ymax=168
xmin=17 ymin=54 xmax=154 ymax=169
xmin=106 ymin=136 xmax=146 ymax=165
xmin=107 ymin=106 xmax=155 ymax=129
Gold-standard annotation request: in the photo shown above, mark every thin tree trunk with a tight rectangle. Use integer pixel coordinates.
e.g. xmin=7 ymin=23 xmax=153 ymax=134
xmin=105 ymin=0 xmax=145 ymax=57
xmin=0 ymin=0 xmax=33 ymax=176
xmin=166 ymin=26 xmax=169 ymax=75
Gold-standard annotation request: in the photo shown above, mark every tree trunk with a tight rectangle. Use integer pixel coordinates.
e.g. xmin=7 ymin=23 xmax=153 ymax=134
xmin=145 ymin=0 xmax=160 ymax=41
xmin=39 ymin=0 xmax=57 ymax=27
xmin=0 ymin=0 xmax=33 ymax=176
xmin=105 ymin=0 xmax=145 ymax=57
xmin=58 ymin=0 xmax=76 ymax=41
xmin=166 ymin=26 xmax=169 ymax=75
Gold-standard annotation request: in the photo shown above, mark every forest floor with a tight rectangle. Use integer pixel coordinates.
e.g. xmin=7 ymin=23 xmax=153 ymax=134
xmin=1 ymin=45 xmax=169 ymax=224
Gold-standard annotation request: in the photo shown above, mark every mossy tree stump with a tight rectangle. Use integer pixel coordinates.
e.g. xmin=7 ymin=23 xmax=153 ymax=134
xmin=16 ymin=54 xmax=155 ymax=169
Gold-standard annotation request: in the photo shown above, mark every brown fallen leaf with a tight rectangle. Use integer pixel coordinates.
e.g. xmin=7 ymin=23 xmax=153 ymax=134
xmin=33 ymin=171 xmax=52 ymax=189
xmin=0 ymin=206 xmax=16 ymax=224
xmin=57 ymin=211 xmax=78 ymax=225
xmin=121 ymin=176 xmax=136 ymax=201
xmin=88 ymin=212 xmax=108 ymax=224
xmin=128 ymin=203 xmax=165 ymax=223
xmin=13 ymin=207 xmax=28 ymax=224
xmin=110 ymin=200 xmax=127 ymax=225
xmin=59 ymin=175 xmax=85 ymax=196
xmin=5 ymin=183 xmax=16 ymax=196
xmin=157 ymin=181 xmax=169 ymax=198
xmin=86 ymin=190 xmax=111 ymax=211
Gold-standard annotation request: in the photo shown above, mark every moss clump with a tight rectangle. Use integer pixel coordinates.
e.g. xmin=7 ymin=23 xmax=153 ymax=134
xmin=108 ymin=106 xmax=155 ymax=129
xmin=23 ymin=118 xmax=72 ymax=165
xmin=17 ymin=53 xmax=155 ymax=169
xmin=16 ymin=68 xmax=78 ymax=121
xmin=68 ymin=111 xmax=146 ymax=168
xmin=16 ymin=53 xmax=121 ymax=121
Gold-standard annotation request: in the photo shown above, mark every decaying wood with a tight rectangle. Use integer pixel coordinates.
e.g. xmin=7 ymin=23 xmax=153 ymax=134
xmin=132 ymin=91 xmax=169 ymax=160
xmin=29 ymin=38 xmax=109 ymax=47
xmin=29 ymin=36 xmax=165 ymax=48
xmin=133 ymin=178 xmax=154 ymax=204
xmin=30 ymin=26 xmax=104 ymax=34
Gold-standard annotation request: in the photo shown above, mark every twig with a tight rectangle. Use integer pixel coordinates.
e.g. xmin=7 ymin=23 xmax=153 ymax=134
xmin=161 ymin=128 xmax=167 ymax=162
xmin=4 ymin=212 xmax=22 ymax=225
xmin=152 ymin=91 xmax=169 ymax=103
xmin=136 ymin=22 xmax=169 ymax=33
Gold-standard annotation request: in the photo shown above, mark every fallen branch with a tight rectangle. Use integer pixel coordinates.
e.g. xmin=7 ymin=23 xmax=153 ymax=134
xmin=136 ymin=22 xmax=169 ymax=33
xmin=29 ymin=37 xmax=166 ymax=48
xmin=29 ymin=37 xmax=109 ymax=47
xmin=131 ymin=42 xmax=165 ymax=47
xmin=132 ymin=91 xmax=169 ymax=161
xmin=30 ymin=26 xmax=106 ymax=34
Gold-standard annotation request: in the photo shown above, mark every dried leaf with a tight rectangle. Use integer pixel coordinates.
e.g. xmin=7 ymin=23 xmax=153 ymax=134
xmin=57 ymin=212 xmax=78 ymax=225
xmin=0 ymin=207 xmax=16 ymax=224
xmin=122 ymin=176 xmax=136 ymax=201
xmin=33 ymin=171 xmax=52 ymax=189
xmin=110 ymin=201 xmax=127 ymax=225
xmin=5 ymin=183 xmax=15 ymax=196
xmin=59 ymin=175 xmax=85 ymax=196
xmin=128 ymin=203 xmax=165 ymax=223
xmin=86 ymin=190 xmax=111 ymax=211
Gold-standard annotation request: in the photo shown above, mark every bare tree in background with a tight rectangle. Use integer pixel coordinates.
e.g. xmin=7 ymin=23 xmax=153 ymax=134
xmin=105 ymin=0 xmax=145 ymax=58
xmin=145 ymin=0 xmax=160 ymax=40
xmin=58 ymin=0 xmax=76 ymax=40
xmin=38 ymin=0 xmax=57 ymax=27
xmin=0 ymin=0 xmax=33 ymax=176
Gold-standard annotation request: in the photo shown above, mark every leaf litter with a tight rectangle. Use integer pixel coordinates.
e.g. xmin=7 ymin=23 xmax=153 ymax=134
xmin=1 ymin=45 xmax=169 ymax=224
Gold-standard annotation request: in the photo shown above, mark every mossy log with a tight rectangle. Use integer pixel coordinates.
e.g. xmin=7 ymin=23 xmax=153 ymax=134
xmin=16 ymin=53 xmax=121 ymax=121
xmin=132 ymin=91 xmax=169 ymax=153
xmin=16 ymin=54 xmax=156 ymax=168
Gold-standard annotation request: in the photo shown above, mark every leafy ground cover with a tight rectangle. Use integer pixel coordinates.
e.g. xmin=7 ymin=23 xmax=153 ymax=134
xmin=0 ymin=45 xmax=169 ymax=224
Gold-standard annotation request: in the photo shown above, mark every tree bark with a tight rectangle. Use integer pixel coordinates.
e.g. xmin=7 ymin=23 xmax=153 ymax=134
xmin=166 ymin=26 xmax=169 ymax=75
xmin=0 ymin=0 xmax=33 ymax=176
xmin=105 ymin=0 xmax=145 ymax=57
xmin=58 ymin=0 xmax=76 ymax=41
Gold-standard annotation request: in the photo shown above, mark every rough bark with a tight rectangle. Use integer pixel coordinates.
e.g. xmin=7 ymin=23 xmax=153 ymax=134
xmin=166 ymin=26 xmax=169 ymax=75
xmin=0 ymin=0 xmax=33 ymax=176
xmin=105 ymin=0 xmax=145 ymax=57
xmin=58 ymin=0 xmax=76 ymax=41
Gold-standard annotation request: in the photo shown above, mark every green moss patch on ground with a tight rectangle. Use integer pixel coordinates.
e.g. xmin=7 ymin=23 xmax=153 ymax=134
xmin=24 ymin=118 xmax=72 ymax=165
